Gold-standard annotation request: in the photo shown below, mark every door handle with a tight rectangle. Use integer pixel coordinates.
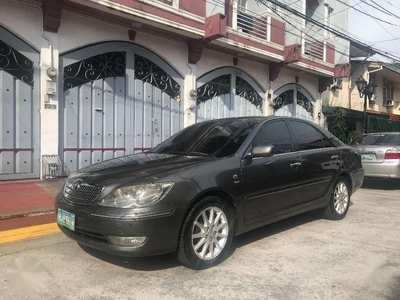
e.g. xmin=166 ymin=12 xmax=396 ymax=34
xmin=290 ymin=162 xmax=302 ymax=168
xmin=331 ymin=155 xmax=340 ymax=160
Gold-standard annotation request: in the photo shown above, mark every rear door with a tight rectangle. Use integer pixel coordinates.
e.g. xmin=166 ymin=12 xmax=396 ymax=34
xmin=288 ymin=120 xmax=341 ymax=205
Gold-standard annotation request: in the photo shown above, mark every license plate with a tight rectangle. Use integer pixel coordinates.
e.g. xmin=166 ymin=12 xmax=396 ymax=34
xmin=57 ymin=209 xmax=75 ymax=231
xmin=362 ymin=154 xmax=373 ymax=160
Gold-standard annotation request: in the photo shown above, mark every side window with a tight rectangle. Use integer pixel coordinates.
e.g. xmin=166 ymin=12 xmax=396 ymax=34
xmin=290 ymin=121 xmax=326 ymax=150
xmin=253 ymin=121 xmax=294 ymax=154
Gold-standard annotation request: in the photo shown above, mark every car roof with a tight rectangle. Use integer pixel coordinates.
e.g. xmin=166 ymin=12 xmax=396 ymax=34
xmin=199 ymin=116 xmax=315 ymax=123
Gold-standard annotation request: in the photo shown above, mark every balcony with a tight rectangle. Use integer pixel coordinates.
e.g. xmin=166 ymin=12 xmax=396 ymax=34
xmin=303 ymin=35 xmax=335 ymax=65
xmin=225 ymin=4 xmax=285 ymax=55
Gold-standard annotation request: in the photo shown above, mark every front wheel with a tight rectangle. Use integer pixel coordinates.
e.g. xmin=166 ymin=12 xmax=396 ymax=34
xmin=323 ymin=178 xmax=351 ymax=220
xmin=177 ymin=196 xmax=234 ymax=270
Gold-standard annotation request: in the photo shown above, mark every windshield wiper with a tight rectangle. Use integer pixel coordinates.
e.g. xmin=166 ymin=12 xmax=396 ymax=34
xmin=164 ymin=151 xmax=208 ymax=157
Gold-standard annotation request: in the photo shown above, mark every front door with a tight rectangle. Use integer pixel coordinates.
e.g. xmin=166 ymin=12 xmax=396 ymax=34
xmin=273 ymin=84 xmax=315 ymax=122
xmin=242 ymin=120 xmax=303 ymax=225
xmin=60 ymin=42 xmax=184 ymax=175
xmin=196 ymin=68 xmax=263 ymax=122
xmin=0 ymin=28 xmax=40 ymax=180
xmin=288 ymin=120 xmax=341 ymax=204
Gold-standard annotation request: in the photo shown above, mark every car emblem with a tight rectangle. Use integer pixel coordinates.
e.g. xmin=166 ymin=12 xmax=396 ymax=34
xmin=73 ymin=179 xmax=83 ymax=192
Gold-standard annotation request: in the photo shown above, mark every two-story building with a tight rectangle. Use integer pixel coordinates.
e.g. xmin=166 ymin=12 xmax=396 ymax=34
xmin=0 ymin=0 xmax=351 ymax=180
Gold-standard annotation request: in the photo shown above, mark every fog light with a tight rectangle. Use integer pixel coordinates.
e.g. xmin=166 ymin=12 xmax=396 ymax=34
xmin=108 ymin=236 xmax=147 ymax=247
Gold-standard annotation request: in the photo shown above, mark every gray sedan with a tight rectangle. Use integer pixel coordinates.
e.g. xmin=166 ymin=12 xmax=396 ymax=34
xmin=350 ymin=133 xmax=400 ymax=179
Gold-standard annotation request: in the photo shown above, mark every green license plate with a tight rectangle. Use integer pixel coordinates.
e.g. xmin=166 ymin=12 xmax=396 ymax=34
xmin=362 ymin=154 xmax=373 ymax=160
xmin=57 ymin=209 xmax=75 ymax=231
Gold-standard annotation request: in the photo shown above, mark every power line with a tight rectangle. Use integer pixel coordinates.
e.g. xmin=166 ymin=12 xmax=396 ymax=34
xmin=368 ymin=0 xmax=398 ymax=17
xmin=371 ymin=37 xmax=400 ymax=45
xmin=358 ymin=4 xmax=400 ymax=52
xmin=382 ymin=0 xmax=400 ymax=13
xmin=362 ymin=0 xmax=400 ymax=19
xmin=256 ymin=0 xmax=400 ymax=62
xmin=336 ymin=0 xmax=400 ymax=27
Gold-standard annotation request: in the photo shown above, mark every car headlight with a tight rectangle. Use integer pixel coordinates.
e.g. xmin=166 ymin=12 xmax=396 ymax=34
xmin=99 ymin=183 xmax=174 ymax=208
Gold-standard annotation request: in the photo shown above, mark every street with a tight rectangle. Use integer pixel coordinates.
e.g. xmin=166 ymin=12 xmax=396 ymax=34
xmin=1 ymin=180 xmax=399 ymax=300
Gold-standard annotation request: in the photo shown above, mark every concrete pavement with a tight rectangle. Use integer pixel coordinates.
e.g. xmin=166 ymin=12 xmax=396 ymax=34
xmin=0 ymin=180 xmax=399 ymax=300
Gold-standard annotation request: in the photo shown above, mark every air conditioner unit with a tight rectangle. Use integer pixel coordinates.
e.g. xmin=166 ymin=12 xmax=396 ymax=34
xmin=331 ymin=78 xmax=342 ymax=90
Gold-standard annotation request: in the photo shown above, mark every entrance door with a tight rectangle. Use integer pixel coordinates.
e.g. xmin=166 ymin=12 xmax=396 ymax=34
xmin=0 ymin=27 xmax=40 ymax=180
xmin=60 ymin=42 xmax=184 ymax=175
xmin=273 ymin=84 xmax=315 ymax=122
xmin=196 ymin=67 xmax=264 ymax=122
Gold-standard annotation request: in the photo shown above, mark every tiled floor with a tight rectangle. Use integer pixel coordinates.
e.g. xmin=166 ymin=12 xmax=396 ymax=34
xmin=0 ymin=179 xmax=64 ymax=218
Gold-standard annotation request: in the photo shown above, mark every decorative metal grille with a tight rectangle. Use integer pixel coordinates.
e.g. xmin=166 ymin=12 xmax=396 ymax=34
xmin=272 ymin=90 xmax=294 ymax=111
xmin=236 ymin=76 xmax=263 ymax=110
xmin=134 ymin=54 xmax=181 ymax=99
xmin=297 ymin=91 xmax=314 ymax=114
xmin=197 ymin=74 xmax=231 ymax=103
xmin=63 ymin=180 xmax=104 ymax=205
xmin=0 ymin=39 xmax=34 ymax=86
xmin=64 ymin=52 xmax=126 ymax=91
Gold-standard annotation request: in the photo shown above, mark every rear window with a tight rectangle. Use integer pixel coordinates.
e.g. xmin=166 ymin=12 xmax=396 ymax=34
xmin=350 ymin=134 xmax=400 ymax=146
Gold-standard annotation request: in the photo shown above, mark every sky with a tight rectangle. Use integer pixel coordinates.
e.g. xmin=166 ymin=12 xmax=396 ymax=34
xmin=349 ymin=0 xmax=400 ymax=62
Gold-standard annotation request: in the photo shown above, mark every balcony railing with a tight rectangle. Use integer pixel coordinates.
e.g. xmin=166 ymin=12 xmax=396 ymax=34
xmin=303 ymin=35 xmax=335 ymax=64
xmin=304 ymin=38 xmax=324 ymax=61
xmin=237 ymin=6 xmax=268 ymax=40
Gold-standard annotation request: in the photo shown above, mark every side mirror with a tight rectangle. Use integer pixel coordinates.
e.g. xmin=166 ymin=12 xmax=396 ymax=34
xmin=252 ymin=145 xmax=274 ymax=158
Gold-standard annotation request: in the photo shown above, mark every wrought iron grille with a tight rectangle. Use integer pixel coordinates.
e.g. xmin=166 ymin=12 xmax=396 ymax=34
xmin=63 ymin=52 xmax=126 ymax=91
xmin=0 ymin=39 xmax=34 ymax=86
xmin=197 ymin=74 xmax=231 ymax=103
xmin=134 ymin=54 xmax=181 ymax=99
xmin=297 ymin=91 xmax=314 ymax=115
xmin=272 ymin=90 xmax=294 ymax=111
xmin=63 ymin=180 xmax=104 ymax=205
xmin=236 ymin=76 xmax=263 ymax=110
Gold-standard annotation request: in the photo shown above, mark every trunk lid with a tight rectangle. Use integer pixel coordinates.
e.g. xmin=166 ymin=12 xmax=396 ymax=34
xmin=350 ymin=133 xmax=400 ymax=164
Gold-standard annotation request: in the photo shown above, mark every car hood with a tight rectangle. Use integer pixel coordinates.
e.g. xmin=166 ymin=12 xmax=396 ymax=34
xmin=68 ymin=153 xmax=215 ymax=187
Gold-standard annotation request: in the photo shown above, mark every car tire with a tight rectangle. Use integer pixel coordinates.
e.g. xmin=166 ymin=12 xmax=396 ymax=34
xmin=323 ymin=177 xmax=351 ymax=220
xmin=177 ymin=196 xmax=235 ymax=270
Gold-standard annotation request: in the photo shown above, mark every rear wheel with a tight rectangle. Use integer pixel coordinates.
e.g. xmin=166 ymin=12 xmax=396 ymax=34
xmin=177 ymin=196 xmax=234 ymax=270
xmin=323 ymin=178 xmax=350 ymax=220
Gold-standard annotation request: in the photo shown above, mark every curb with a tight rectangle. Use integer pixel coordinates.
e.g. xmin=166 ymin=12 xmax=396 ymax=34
xmin=0 ymin=223 xmax=60 ymax=245
xmin=0 ymin=208 xmax=55 ymax=221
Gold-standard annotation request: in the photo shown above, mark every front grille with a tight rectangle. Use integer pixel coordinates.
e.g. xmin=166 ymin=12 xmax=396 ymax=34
xmin=64 ymin=180 xmax=104 ymax=205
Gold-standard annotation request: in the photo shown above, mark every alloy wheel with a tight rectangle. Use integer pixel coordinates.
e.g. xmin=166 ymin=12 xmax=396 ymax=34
xmin=191 ymin=206 xmax=229 ymax=261
xmin=333 ymin=182 xmax=349 ymax=215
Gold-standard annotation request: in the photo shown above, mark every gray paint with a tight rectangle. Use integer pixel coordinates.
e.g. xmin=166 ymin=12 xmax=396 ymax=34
xmin=60 ymin=42 xmax=184 ymax=175
xmin=0 ymin=26 xmax=40 ymax=180
xmin=196 ymin=67 xmax=263 ymax=122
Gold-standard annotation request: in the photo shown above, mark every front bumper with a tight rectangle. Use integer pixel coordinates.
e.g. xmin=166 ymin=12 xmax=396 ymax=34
xmin=55 ymin=193 xmax=185 ymax=257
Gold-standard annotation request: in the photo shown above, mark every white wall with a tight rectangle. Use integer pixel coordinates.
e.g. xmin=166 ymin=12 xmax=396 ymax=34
xmin=326 ymin=0 xmax=350 ymax=65
xmin=0 ymin=0 xmax=42 ymax=50
xmin=1 ymin=0 xmax=60 ymax=177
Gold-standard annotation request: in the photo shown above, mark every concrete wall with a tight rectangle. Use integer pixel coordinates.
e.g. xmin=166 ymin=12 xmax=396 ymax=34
xmin=321 ymin=77 xmax=350 ymax=109
xmin=326 ymin=0 xmax=350 ymax=65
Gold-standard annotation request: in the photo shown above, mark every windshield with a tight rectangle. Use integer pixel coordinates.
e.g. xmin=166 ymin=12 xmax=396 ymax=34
xmin=152 ymin=119 xmax=258 ymax=157
xmin=350 ymin=134 xmax=400 ymax=146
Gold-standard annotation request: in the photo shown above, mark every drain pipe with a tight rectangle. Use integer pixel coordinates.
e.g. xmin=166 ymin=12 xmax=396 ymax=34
xmin=37 ymin=6 xmax=54 ymax=69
